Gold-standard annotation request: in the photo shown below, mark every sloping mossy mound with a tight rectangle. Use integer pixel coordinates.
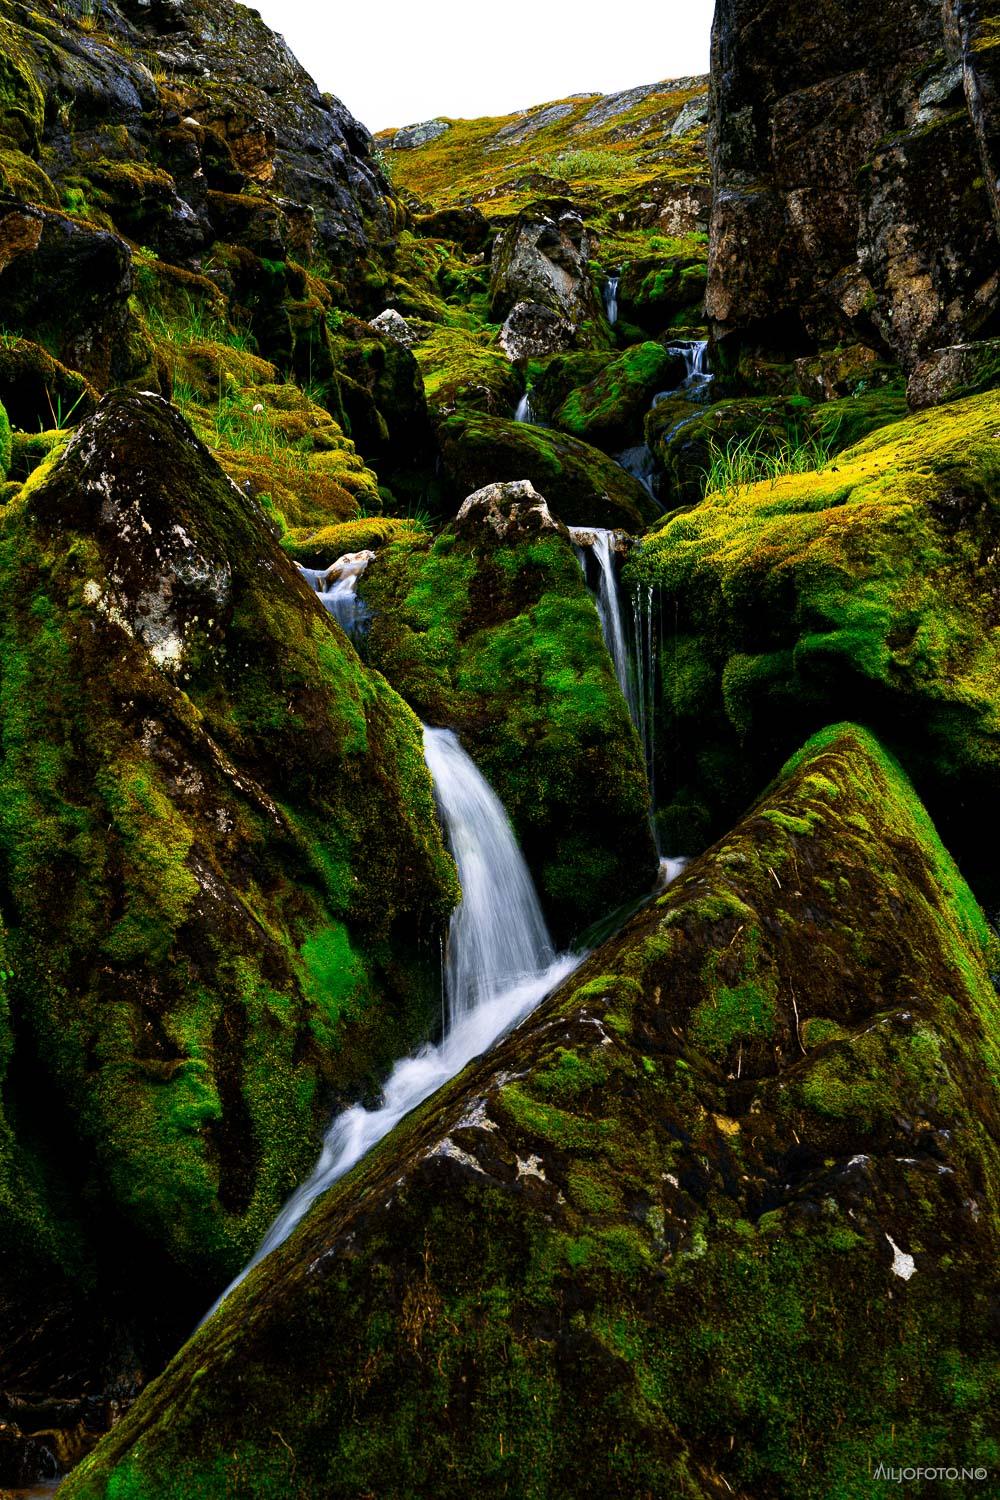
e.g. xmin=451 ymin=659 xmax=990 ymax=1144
xmin=438 ymin=410 xmax=661 ymax=529
xmin=632 ymin=388 xmax=1000 ymax=867
xmin=0 ymin=392 xmax=457 ymax=1424
xmin=360 ymin=492 xmax=657 ymax=942
xmin=61 ymin=723 xmax=1000 ymax=1499
xmin=554 ymin=339 xmax=684 ymax=451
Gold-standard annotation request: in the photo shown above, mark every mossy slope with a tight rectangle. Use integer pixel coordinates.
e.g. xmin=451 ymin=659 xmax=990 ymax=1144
xmin=0 ymin=392 xmax=456 ymax=1408
xmin=632 ymin=388 xmax=1000 ymax=865
xmin=361 ymin=497 xmax=657 ymax=941
xmin=61 ymin=723 xmax=1000 ymax=1499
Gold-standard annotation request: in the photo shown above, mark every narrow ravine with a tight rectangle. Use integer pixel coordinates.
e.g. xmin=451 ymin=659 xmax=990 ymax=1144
xmin=203 ymin=724 xmax=579 ymax=1321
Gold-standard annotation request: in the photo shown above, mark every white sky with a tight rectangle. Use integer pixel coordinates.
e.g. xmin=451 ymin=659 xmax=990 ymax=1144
xmin=246 ymin=1 xmax=715 ymax=133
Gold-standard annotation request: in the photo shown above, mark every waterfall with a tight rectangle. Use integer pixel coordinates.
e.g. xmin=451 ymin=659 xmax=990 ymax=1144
xmin=656 ymin=340 xmax=713 ymax=404
xmin=298 ymin=551 xmax=374 ymax=639
xmin=603 ymin=273 xmax=620 ymax=326
xmin=202 ymin=728 xmax=577 ymax=1322
xmin=568 ymin=527 xmax=637 ymax=725
xmin=514 ymin=390 xmax=534 ymax=423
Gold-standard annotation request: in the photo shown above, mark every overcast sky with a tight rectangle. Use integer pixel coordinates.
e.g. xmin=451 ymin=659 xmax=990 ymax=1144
xmin=246 ymin=1 xmax=715 ymax=133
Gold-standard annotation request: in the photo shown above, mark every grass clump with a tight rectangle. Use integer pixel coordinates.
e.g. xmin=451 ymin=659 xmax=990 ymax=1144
xmin=702 ymin=423 xmax=837 ymax=499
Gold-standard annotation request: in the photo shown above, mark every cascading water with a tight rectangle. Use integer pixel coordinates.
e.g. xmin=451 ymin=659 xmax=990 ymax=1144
xmin=614 ymin=443 xmax=658 ymax=504
xmin=569 ymin=533 xmax=683 ymax=875
xmin=603 ymin=273 xmax=620 ymax=326
xmin=568 ymin=527 xmax=637 ymax=725
xmin=655 ymin=339 xmax=713 ymax=405
xmin=202 ymin=727 xmax=578 ymax=1322
xmin=297 ymin=551 xmax=374 ymax=640
xmin=514 ymin=390 xmax=534 ymax=423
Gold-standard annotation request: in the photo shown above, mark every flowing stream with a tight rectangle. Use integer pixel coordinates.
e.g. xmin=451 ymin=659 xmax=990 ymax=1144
xmin=514 ymin=390 xmax=534 ymax=423
xmin=603 ymin=273 xmax=620 ymax=326
xmin=297 ymin=551 xmax=374 ymax=639
xmin=568 ymin=527 xmax=637 ymax=726
xmin=203 ymin=727 xmax=578 ymax=1321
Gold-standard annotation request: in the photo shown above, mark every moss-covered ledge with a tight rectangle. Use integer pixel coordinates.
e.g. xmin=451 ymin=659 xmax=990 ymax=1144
xmin=61 ymin=722 xmax=1000 ymax=1499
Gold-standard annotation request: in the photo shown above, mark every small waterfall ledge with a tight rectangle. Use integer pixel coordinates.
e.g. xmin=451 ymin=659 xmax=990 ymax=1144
xmin=297 ymin=551 xmax=375 ymax=639
xmin=202 ymin=726 xmax=579 ymax=1322
xmin=603 ymin=273 xmax=620 ymax=326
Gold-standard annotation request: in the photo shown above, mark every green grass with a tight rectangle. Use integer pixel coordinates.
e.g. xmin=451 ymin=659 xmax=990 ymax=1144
xmin=702 ymin=423 xmax=837 ymax=499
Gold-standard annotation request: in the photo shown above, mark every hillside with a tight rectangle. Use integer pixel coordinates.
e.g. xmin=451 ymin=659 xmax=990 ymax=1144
xmin=0 ymin=0 xmax=998 ymax=1492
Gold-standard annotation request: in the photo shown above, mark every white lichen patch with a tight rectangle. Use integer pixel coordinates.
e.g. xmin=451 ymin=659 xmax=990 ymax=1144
xmin=455 ymin=1099 xmax=498 ymax=1133
xmin=886 ymin=1233 xmax=916 ymax=1280
xmin=428 ymin=1137 xmax=487 ymax=1175
xmin=517 ymin=1154 xmax=546 ymax=1181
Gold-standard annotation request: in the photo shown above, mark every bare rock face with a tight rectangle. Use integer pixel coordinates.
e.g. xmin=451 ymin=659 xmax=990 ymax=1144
xmin=455 ymin=479 xmax=563 ymax=541
xmin=907 ymin=339 xmax=1000 ymax=407
xmin=498 ymin=301 xmax=576 ymax=361
xmin=706 ymin=0 xmax=1000 ymax=372
xmin=490 ymin=212 xmax=602 ymax=355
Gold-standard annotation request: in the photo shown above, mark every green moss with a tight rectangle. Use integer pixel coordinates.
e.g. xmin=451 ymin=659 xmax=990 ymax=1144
xmin=362 ymin=519 xmax=656 ymax=940
xmin=633 ymin=389 xmax=1000 ymax=875
xmin=60 ymin=722 xmax=1000 ymax=1500
xmin=0 ymin=398 xmax=10 ymax=479
xmin=554 ymin=341 xmax=682 ymax=450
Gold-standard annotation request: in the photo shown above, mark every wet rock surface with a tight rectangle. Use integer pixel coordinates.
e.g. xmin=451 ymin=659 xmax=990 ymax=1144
xmin=707 ymin=0 xmax=1000 ymax=369
xmin=59 ymin=724 xmax=1000 ymax=1499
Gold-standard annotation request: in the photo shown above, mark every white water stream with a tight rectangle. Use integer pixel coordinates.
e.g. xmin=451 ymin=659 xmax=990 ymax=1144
xmin=203 ymin=727 xmax=578 ymax=1321
xmin=297 ymin=551 xmax=374 ymax=639
xmin=604 ymin=273 xmax=620 ymax=326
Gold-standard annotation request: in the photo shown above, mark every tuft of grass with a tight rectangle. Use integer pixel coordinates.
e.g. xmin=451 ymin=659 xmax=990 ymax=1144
xmin=702 ymin=424 xmax=837 ymax=500
xmin=538 ymin=148 xmax=637 ymax=180
xmin=144 ymin=297 xmax=257 ymax=355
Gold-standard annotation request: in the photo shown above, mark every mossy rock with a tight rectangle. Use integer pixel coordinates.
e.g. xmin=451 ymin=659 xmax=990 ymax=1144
xmin=0 ymin=147 xmax=57 ymax=206
xmin=361 ymin=500 xmax=657 ymax=941
xmin=413 ymin=324 xmax=522 ymax=419
xmin=0 ymin=390 xmax=457 ymax=1411
xmin=60 ymin=724 xmax=1000 ymax=1499
xmin=618 ymin=253 xmax=708 ymax=333
xmin=554 ymin=340 xmax=686 ymax=450
xmin=0 ymin=14 xmax=45 ymax=154
xmin=632 ymin=387 xmax=1000 ymax=879
xmin=528 ymin=349 xmax=617 ymax=420
xmin=0 ymin=338 xmax=98 ymax=433
xmin=282 ymin=516 xmax=428 ymax=568
xmin=438 ymin=410 xmax=661 ymax=529
xmin=0 ymin=397 xmax=9 ymax=478
xmin=326 ymin=314 xmax=433 ymax=473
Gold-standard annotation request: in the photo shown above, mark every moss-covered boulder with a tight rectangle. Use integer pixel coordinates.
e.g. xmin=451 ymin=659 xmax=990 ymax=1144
xmin=413 ymin=325 xmax=523 ymax=419
xmin=438 ymin=411 xmax=661 ymax=529
xmin=632 ymin=388 xmax=1000 ymax=869
xmin=0 ymin=391 xmax=457 ymax=1458
xmin=361 ymin=480 xmax=657 ymax=940
xmin=0 ymin=397 xmax=9 ymax=478
xmin=0 ymin=201 xmax=140 ymax=389
xmin=61 ymin=723 xmax=1000 ymax=1499
xmin=554 ymin=340 xmax=685 ymax=450
xmin=618 ymin=251 xmax=708 ymax=333
xmin=527 ymin=349 xmax=617 ymax=421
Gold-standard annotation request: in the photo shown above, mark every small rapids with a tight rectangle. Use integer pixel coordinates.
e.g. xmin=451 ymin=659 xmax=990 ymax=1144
xmin=203 ymin=727 xmax=578 ymax=1322
xmin=297 ymin=551 xmax=374 ymax=639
